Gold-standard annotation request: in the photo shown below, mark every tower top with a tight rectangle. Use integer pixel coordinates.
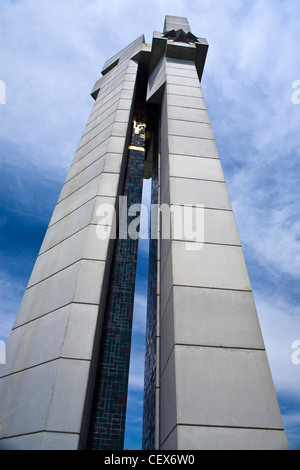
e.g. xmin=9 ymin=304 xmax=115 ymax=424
xmin=163 ymin=15 xmax=191 ymax=33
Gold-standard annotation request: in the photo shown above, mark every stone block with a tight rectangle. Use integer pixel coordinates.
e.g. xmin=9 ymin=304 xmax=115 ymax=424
xmin=167 ymin=105 xmax=210 ymax=123
xmin=14 ymin=260 xmax=105 ymax=327
xmin=77 ymin=111 xmax=117 ymax=151
xmin=49 ymin=176 xmax=101 ymax=226
xmin=108 ymin=135 xmax=127 ymax=154
xmin=39 ymin=196 xmax=115 ymax=255
xmin=204 ymin=208 xmax=241 ymax=245
xmin=67 ymin=145 xmax=109 ymax=182
xmin=167 ymin=84 xmax=203 ymax=99
xmin=160 ymin=286 xmax=265 ymax=370
xmin=168 ymin=178 xmax=231 ymax=209
xmin=97 ymin=172 xmax=120 ymax=198
xmin=166 ymin=66 xmax=199 ymax=79
xmin=58 ymin=157 xmax=105 ymax=203
xmin=1 ymin=303 xmax=98 ymax=377
xmin=0 ymin=359 xmax=91 ymax=439
xmin=167 ymin=94 xmax=206 ymax=110
xmin=161 ymin=426 xmax=289 ymax=450
xmin=165 ymin=57 xmax=194 ymax=69
xmin=171 ymin=241 xmax=251 ymax=291
xmin=73 ymin=124 xmax=117 ymax=163
xmin=168 ymin=120 xmax=214 ymax=140
xmin=160 ymin=345 xmax=284 ymax=444
xmin=0 ymin=432 xmax=80 ymax=450
xmin=166 ymin=74 xmax=199 ymax=87
xmin=28 ymin=225 xmax=111 ymax=287
xmin=168 ymin=134 xmax=219 ymax=158
xmin=168 ymin=154 xmax=223 ymax=181
xmin=103 ymin=153 xmax=123 ymax=174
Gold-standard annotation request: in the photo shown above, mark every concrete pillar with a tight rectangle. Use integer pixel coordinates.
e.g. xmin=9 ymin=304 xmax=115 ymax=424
xmin=0 ymin=36 xmax=145 ymax=450
xmin=146 ymin=19 xmax=289 ymax=450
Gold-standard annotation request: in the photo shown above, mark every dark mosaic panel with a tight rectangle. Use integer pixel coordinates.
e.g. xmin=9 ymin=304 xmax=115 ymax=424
xmin=87 ymin=121 xmax=146 ymax=450
xmin=142 ymin=137 xmax=158 ymax=451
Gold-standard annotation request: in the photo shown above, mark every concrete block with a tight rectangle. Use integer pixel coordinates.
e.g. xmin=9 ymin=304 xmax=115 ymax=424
xmin=68 ymin=146 xmax=108 ymax=181
xmin=168 ymin=120 xmax=214 ymax=140
xmin=49 ymin=176 xmax=100 ymax=226
xmin=39 ymin=196 xmax=114 ymax=254
xmin=115 ymin=108 xmax=132 ymax=124
xmin=103 ymin=153 xmax=123 ymax=174
xmin=73 ymin=259 xmax=106 ymax=305
xmin=14 ymin=260 xmax=105 ymax=327
xmin=162 ymin=426 xmax=289 ymax=451
xmin=176 ymin=346 xmax=284 ymax=429
xmin=92 ymin=83 xmax=124 ymax=114
xmin=168 ymin=178 xmax=231 ymax=209
xmin=45 ymin=359 xmax=91 ymax=433
xmin=159 ymin=344 xmax=177 ymax=443
xmin=0 ymin=358 xmax=91 ymax=439
xmin=96 ymin=68 xmax=136 ymax=100
xmin=72 ymin=131 xmax=111 ymax=167
xmin=167 ymin=94 xmax=206 ymax=110
xmin=86 ymin=92 xmax=121 ymax=129
xmin=77 ymin=111 xmax=117 ymax=151
xmin=58 ymin=157 xmax=105 ymax=203
xmin=74 ymin=124 xmax=116 ymax=163
xmin=168 ymin=134 xmax=219 ymax=158
xmin=164 ymin=15 xmax=190 ymax=33
xmin=160 ymin=345 xmax=285 ymax=444
xmin=108 ymin=135 xmax=127 ymax=154
xmin=61 ymin=303 xmax=99 ymax=360
xmin=117 ymin=98 xmax=133 ymax=111
xmin=1 ymin=303 xmax=98 ymax=377
xmin=159 ymin=242 xmax=173 ymax=317
xmin=168 ymin=155 xmax=223 ymax=181
xmin=167 ymin=84 xmax=203 ymax=99
xmin=171 ymin=241 xmax=251 ymax=291
xmin=0 ymin=432 xmax=80 ymax=450
xmin=204 ymin=208 xmax=241 ymax=246
xmin=166 ymin=66 xmax=199 ymax=79
xmin=84 ymin=100 xmax=119 ymax=136
xmin=28 ymin=225 xmax=110 ymax=287
xmin=1 ymin=304 xmax=71 ymax=377
xmin=97 ymin=172 xmax=120 ymax=198
xmin=92 ymin=195 xmax=117 ymax=227
xmin=166 ymin=74 xmax=199 ymax=87
xmin=160 ymin=287 xmax=265 ymax=370
xmin=159 ymin=207 xmax=241 ymax=270
xmin=167 ymin=105 xmax=210 ymax=123
xmin=165 ymin=58 xmax=194 ymax=69
xmin=147 ymin=56 xmax=166 ymax=102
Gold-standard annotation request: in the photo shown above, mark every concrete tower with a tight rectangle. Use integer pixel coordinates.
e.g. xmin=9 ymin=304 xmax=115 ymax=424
xmin=0 ymin=16 xmax=289 ymax=450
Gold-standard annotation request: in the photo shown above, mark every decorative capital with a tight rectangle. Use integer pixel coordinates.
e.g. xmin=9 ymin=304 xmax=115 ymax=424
xmin=163 ymin=29 xmax=199 ymax=44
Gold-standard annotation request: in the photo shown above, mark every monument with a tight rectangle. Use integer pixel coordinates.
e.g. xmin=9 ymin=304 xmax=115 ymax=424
xmin=0 ymin=16 xmax=289 ymax=450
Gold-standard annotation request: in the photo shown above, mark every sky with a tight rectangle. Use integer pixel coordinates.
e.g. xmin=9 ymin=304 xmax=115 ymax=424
xmin=0 ymin=0 xmax=299 ymax=450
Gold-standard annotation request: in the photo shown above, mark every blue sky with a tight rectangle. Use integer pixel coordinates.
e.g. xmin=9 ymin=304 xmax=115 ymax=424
xmin=0 ymin=0 xmax=300 ymax=450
